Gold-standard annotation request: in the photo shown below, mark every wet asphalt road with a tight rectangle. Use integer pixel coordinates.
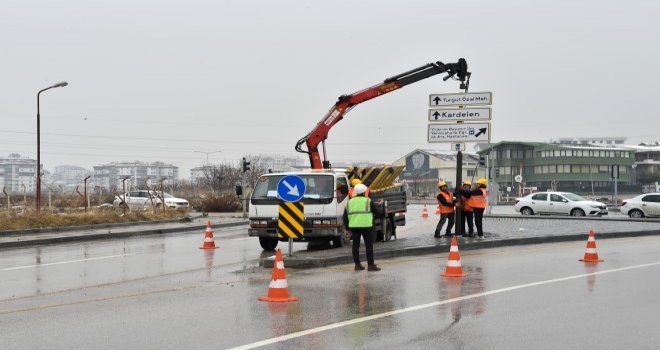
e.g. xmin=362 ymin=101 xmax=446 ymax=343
xmin=2 ymin=229 xmax=660 ymax=349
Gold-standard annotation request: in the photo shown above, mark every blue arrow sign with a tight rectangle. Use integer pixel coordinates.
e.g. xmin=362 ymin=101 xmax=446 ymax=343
xmin=277 ymin=175 xmax=306 ymax=202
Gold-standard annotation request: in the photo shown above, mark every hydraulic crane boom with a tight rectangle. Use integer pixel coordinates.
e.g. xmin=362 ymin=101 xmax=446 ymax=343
xmin=295 ymin=58 xmax=470 ymax=169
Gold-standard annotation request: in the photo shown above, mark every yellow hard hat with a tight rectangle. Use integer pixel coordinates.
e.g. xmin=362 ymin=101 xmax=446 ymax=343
xmin=477 ymin=178 xmax=488 ymax=186
xmin=463 ymin=180 xmax=472 ymax=186
xmin=438 ymin=181 xmax=447 ymax=187
xmin=350 ymin=178 xmax=361 ymax=187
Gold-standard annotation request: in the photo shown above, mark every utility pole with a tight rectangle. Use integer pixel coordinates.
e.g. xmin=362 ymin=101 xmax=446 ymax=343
xmin=159 ymin=177 xmax=167 ymax=213
xmin=84 ymin=176 xmax=91 ymax=212
xmin=36 ymin=81 xmax=68 ymax=213
xmin=455 ymin=147 xmax=463 ymax=236
xmin=121 ymin=176 xmax=130 ymax=215
xmin=242 ymin=157 xmax=251 ymax=218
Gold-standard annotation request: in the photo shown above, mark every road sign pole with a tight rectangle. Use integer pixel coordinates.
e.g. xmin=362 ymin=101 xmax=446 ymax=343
xmin=455 ymin=150 xmax=463 ymax=236
xmin=485 ymin=155 xmax=491 ymax=215
xmin=288 ymin=238 xmax=293 ymax=257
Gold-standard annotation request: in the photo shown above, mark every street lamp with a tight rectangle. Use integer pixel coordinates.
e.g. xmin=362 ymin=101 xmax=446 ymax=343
xmin=193 ymin=150 xmax=221 ymax=166
xmin=36 ymin=81 xmax=68 ymax=212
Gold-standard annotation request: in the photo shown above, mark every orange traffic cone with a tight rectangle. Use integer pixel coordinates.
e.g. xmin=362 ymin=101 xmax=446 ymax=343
xmin=441 ymin=236 xmax=467 ymax=277
xmin=199 ymin=221 xmax=218 ymax=249
xmin=579 ymin=230 xmax=604 ymax=262
xmin=435 ymin=205 xmax=441 ymax=214
xmin=259 ymin=249 xmax=298 ymax=302
xmin=421 ymin=205 xmax=429 ymax=218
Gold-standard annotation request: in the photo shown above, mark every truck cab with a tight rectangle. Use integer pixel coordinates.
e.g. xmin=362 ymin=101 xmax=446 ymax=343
xmin=248 ymin=166 xmax=407 ymax=251
xmin=248 ymin=170 xmax=351 ymax=250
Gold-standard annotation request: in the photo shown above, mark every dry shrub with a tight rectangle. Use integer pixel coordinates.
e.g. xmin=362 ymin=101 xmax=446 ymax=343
xmin=188 ymin=192 xmax=241 ymax=212
xmin=0 ymin=208 xmax=189 ymax=231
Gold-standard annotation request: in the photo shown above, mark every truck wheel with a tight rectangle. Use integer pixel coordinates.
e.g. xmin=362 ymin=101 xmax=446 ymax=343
xmin=332 ymin=229 xmax=350 ymax=248
xmin=384 ymin=218 xmax=395 ymax=242
xmin=259 ymin=237 xmax=278 ymax=251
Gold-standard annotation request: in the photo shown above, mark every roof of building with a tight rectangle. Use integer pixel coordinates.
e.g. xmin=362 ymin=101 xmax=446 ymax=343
xmin=395 ymin=149 xmax=479 ymax=163
xmin=476 ymin=141 xmax=639 ymax=154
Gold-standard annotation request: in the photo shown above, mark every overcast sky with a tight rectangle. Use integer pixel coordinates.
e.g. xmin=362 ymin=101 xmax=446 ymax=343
xmin=1 ymin=0 xmax=659 ymax=176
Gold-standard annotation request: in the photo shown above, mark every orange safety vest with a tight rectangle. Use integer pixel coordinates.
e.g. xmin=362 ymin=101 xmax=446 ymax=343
xmin=438 ymin=191 xmax=454 ymax=214
xmin=462 ymin=195 xmax=472 ymax=212
xmin=467 ymin=189 xmax=487 ymax=209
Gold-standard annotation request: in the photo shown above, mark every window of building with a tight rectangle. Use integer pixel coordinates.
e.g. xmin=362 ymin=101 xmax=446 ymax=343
xmin=502 ymin=150 xmax=511 ymax=159
xmin=620 ymin=166 xmax=627 ymax=174
xmin=581 ymin=165 xmax=591 ymax=173
xmin=467 ymin=169 xmax=477 ymax=177
xmin=547 ymin=165 xmax=556 ymax=173
xmin=525 ymin=150 xmax=533 ymax=158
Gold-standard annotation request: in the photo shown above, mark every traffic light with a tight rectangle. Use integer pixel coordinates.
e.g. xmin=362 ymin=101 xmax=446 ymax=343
xmin=242 ymin=157 xmax=251 ymax=173
xmin=478 ymin=155 xmax=486 ymax=167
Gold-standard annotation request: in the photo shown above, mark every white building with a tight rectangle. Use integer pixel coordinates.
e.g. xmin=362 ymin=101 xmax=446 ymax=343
xmin=93 ymin=161 xmax=179 ymax=190
xmin=0 ymin=153 xmax=40 ymax=194
xmin=391 ymin=149 xmax=486 ymax=196
xmin=550 ymin=137 xmax=627 ymax=146
xmin=52 ymin=165 xmax=93 ymax=192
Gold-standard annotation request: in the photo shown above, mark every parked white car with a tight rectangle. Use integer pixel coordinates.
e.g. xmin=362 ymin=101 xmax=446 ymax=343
xmin=620 ymin=193 xmax=660 ymax=218
xmin=514 ymin=191 xmax=608 ymax=216
xmin=113 ymin=190 xmax=189 ymax=210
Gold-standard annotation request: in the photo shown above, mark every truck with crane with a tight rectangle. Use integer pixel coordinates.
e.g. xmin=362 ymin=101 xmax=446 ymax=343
xmin=248 ymin=59 xmax=471 ymax=250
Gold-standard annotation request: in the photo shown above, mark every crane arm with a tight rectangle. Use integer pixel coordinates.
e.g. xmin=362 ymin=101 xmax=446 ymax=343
xmin=295 ymin=59 xmax=470 ymax=169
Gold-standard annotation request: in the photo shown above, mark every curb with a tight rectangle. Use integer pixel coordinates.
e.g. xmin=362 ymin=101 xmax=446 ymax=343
xmin=0 ymin=220 xmax=249 ymax=249
xmin=0 ymin=215 xmax=205 ymax=237
xmin=262 ymin=229 xmax=660 ymax=269
xmin=483 ymin=214 xmax=660 ymax=223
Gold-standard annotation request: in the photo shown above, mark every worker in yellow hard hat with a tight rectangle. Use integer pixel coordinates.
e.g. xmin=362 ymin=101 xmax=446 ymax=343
xmin=459 ymin=180 xmax=475 ymax=236
xmin=456 ymin=178 xmax=488 ymax=238
xmin=434 ymin=181 xmax=456 ymax=238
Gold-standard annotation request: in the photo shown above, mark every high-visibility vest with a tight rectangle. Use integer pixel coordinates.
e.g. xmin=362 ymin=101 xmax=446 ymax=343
xmin=468 ymin=189 xmax=487 ymax=209
xmin=439 ymin=191 xmax=454 ymax=214
xmin=347 ymin=196 xmax=373 ymax=228
xmin=462 ymin=195 xmax=472 ymax=212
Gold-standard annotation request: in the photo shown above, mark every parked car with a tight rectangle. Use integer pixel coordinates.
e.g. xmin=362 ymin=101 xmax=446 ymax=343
xmin=514 ymin=191 xmax=608 ymax=216
xmin=620 ymin=193 xmax=660 ymax=218
xmin=113 ymin=190 xmax=189 ymax=210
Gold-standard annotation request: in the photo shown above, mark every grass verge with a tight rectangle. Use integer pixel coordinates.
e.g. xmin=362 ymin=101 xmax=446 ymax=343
xmin=0 ymin=209 xmax=190 ymax=232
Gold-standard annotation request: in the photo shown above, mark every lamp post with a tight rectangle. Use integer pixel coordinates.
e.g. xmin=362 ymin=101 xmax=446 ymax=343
xmin=36 ymin=81 xmax=68 ymax=213
xmin=193 ymin=150 xmax=221 ymax=166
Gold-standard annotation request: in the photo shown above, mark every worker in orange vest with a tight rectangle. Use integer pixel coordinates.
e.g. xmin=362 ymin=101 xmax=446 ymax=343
xmin=434 ymin=181 xmax=457 ymax=238
xmin=460 ymin=180 xmax=475 ymax=237
xmin=457 ymin=178 xmax=488 ymax=238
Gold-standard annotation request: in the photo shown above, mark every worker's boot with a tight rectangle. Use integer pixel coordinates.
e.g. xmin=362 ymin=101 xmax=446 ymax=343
xmin=367 ymin=264 xmax=381 ymax=271
xmin=354 ymin=264 xmax=365 ymax=271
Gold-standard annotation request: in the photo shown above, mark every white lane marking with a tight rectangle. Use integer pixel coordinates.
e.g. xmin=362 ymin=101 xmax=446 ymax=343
xmin=228 ymin=261 xmax=660 ymax=350
xmin=1 ymin=254 xmax=134 ymax=271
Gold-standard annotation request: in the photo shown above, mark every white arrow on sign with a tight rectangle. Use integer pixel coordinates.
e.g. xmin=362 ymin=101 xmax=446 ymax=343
xmin=282 ymin=180 xmax=299 ymax=197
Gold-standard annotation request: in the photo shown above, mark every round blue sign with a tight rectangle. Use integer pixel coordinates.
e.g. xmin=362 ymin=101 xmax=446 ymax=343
xmin=277 ymin=175 xmax=306 ymax=202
